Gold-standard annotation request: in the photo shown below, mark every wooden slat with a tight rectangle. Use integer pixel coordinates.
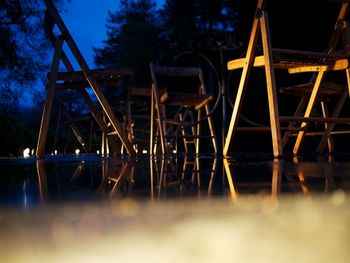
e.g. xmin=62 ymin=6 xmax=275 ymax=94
xmin=227 ymin=56 xmax=265 ymax=70
xmin=280 ymin=81 xmax=344 ymax=97
xmin=280 ymin=116 xmax=350 ymax=123
xmin=288 ymin=59 xmax=348 ymax=73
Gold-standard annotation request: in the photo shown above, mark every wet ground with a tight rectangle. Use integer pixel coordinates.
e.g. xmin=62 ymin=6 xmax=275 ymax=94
xmin=0 ymin=154 xmax=349 ymax=262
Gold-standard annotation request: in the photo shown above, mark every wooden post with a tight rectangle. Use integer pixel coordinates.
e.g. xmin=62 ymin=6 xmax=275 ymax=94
xmin=36 ymin=38 xmax=63 ymax=157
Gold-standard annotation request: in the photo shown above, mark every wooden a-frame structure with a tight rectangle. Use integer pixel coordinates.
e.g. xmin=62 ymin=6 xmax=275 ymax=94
xmin=223 ymin=0 xmax=350 ymax=157
xmin=36 ymin=0 xmax=136 ymax=157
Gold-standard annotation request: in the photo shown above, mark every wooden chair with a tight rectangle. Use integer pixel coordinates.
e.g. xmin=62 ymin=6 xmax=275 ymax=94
xmin=224 ymin=0 xmax=350 ymax=157
xmin=149 ymin=63 xmax=218 ymax=155
xmin=36 ymin=0 xmax=136 ymax=157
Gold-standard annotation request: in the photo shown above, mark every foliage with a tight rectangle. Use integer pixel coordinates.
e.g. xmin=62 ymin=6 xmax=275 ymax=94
xmin=0 ymin=0 xmax=67 ymax=113
xmin=94 ymin=0 xmax=162 ymax=87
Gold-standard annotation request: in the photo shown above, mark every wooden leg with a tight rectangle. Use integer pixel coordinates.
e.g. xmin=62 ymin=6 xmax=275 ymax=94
xmin=260 ymin=12 xmax=283 ymax=158
xmin=36 ymin=39 xmax=63 ymax=157
xmin=195 ymin=110 xmax=200 ymax=155
xmin=293 ymin=71 xmax=326 ymax=155
xmin=282 ymin=96 xmax=308 ymax=148
xmin=223 ymin=14 xmax=261 ymax=156
xmin=204 ymin=104 xmax=218 ymax=154
xmin=179 ymin=112 xmax=189 ymax=153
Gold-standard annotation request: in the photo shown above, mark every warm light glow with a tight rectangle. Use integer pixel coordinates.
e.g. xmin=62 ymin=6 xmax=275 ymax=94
xmin=31 ymin=149 xmax=34 ymax=155
xmin=142 ymin=149 xmax=148 ymax=154
xmin=172 ymin=150 xmax=177 ymax=154
xmin=54 ymin=150 xmax=58 ymax=155
xmin=75 ymin=149 xmax=80 ymax=155
xmin=96 ymin=150 xmax=100 ymax=154
xmin=23 ymin=148 xmax=30 ymax=158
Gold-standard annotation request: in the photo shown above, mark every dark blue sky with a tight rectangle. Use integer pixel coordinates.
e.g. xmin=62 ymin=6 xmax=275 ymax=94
xmin=61 ymin=0 xmax=165 ymax=67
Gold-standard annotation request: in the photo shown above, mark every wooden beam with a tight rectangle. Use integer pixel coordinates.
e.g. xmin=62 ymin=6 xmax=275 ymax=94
xmin=36 ymin=38 xmax=63 ymax=157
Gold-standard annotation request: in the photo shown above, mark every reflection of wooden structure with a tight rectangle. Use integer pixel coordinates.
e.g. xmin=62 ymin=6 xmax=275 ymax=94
xmin=150 ymin=156 xmax=217 ymax=198
xmin=36 ymin=0 xmax=136 ymax=157
xmin=150 ymin=64 xmax=218 ymax=155
xmin=224 ymin=0 xmax=350 ymax=157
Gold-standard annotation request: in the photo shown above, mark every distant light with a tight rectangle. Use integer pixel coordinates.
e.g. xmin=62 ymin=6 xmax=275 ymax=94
xmin=54 ymin=150 xmax=58 ymax=155
xmin=96 ymin=150 xmax=100 ymax=154
xmin=172 ymin=150 xmax=177 ymax=154
xmin=31 ymin=149 xmax=34 ymax=155
xmin=75 ymin=149 xmax=80 ymax=155
xmin=82 ymin=143 xmax=85 ymax=146
xmin=23 ymin=148 xmax=30 ymax=158
xmin=142 ymin=149 xmax=148 ymax=154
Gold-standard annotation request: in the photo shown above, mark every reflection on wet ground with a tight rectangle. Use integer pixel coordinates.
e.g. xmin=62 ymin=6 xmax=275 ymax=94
xmin=1 ymin=154 xmax=350 ymax=205
xmin=0 ymin=154 xmax=350 ymax=262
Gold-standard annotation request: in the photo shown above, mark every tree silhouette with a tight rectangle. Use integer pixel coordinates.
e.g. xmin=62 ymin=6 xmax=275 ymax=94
xmin=94 ymin=0 xmax=162 ymax=87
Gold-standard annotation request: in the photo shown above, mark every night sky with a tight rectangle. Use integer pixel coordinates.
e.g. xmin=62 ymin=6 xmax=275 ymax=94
xmin=61 ymin=0 xmax=165 ymax=67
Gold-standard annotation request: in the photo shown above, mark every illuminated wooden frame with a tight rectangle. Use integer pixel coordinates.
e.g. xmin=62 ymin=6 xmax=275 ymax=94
xmin=223 ymin=0 xmax=350 ymax=157
xmin=36 ymin=0 xmax=136 ymax=157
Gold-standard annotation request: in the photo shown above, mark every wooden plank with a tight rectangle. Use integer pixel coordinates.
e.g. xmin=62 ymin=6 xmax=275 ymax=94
xmin=260 ymin=11 xmax=283 ymax=158
xmin=36 ymin=38 xmax=63 ymax=157
xmin=288 ymin=59 xmax=348 ymax=73
xmin=227 ymin=56 xmax=265 ymax=70
xmin=223 ymin=0 xmax=264 ymax=156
